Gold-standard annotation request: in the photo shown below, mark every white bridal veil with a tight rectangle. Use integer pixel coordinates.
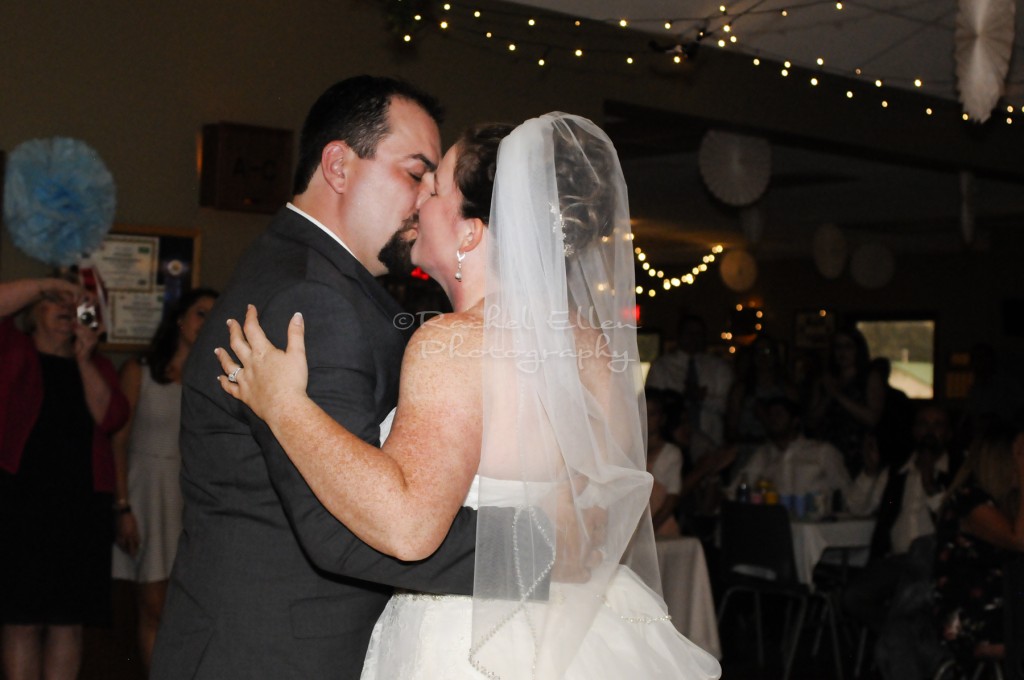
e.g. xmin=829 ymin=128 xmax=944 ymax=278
xmin=472 ymin=113 xmax=660 ymax=678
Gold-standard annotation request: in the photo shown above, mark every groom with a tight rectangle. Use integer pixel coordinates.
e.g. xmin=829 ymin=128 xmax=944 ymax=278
xmin=151 ymin=76 xmax=479 ymax=679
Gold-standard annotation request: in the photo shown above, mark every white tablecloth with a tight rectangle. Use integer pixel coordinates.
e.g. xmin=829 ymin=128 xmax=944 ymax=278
xmin=790 ymin=518 xmax=875 ymax=586
xmin=656 ymin=536 xmax=722 ymax=659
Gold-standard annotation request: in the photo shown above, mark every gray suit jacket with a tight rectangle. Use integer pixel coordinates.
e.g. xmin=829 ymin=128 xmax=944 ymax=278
xmin=151 ymin=208 xmax=477 ymax=679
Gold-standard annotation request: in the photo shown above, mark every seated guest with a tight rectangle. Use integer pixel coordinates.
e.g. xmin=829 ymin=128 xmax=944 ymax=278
xmin=933 ymin=422 xmax=1024 ymax=671
xmin=725 ymin=396 xmax=850 ymax=502
xmin=842 ymin=405 xmax=962 ymax=680
xmin=646 ymin=389 xmax=684 ymax=537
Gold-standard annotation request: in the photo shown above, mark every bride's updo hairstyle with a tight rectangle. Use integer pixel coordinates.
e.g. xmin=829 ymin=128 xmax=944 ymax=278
xmin=455 ymin=123 xmax=515 ymax=225
xmin=553 ymin=118 xmax=617 ymax=258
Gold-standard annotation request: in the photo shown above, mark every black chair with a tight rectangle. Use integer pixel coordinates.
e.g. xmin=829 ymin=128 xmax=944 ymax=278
xmin=716 ymin=501 xmax=845 ymax=680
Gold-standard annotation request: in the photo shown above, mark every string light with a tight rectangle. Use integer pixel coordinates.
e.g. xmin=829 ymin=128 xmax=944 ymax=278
xmin=633 ymin=244 xmax=724 ymax=296
xmin=388 ymin=3 xmax=1023 ymax=123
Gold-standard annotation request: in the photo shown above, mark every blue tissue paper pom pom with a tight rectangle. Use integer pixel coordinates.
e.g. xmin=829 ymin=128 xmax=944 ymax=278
xmin=3 ymin=137 xmax=116 ymax=266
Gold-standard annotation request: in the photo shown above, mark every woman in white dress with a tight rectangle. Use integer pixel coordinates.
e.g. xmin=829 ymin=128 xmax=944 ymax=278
xmin=111 ymin=288 xmax=218 ymax=669
xmin=216 ymin=113 xmax=721 ymax=679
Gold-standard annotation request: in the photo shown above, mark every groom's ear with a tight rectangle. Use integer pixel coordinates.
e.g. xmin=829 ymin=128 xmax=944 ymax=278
xmin=319 ymin=141 xmax=351 ymax=195
xmin=459 ymin=217 xmax=487 ymax=253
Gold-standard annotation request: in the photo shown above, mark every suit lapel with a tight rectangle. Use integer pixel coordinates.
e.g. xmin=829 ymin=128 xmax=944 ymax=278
xmin=268 ymin=208 xmax=407 ymax=326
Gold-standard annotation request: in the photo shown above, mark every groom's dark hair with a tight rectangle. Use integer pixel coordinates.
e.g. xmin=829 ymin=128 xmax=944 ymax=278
xmin=293 ymin=75 xmax=444 ymax=195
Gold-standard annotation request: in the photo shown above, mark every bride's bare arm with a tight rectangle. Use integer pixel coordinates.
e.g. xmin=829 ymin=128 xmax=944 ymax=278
xmin=217 ymin=305 xmax=481 ymax=561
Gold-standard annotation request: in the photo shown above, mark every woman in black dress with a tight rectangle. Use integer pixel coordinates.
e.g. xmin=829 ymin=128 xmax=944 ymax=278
xmin=0 ymin=276 xmax=129 ymax=680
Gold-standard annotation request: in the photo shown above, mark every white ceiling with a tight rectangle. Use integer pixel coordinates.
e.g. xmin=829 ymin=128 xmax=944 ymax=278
xmin=505 ymin=0 xmax=1024 ymax=263
xmin=510 ymin=0 xmax=1024 ymax=108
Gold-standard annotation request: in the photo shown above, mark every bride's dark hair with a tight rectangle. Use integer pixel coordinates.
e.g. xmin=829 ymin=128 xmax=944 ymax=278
xmin=455 ymin=123 xmax=515 ymax=225
xmin=553 ymin=118 xmax=617 ymax=258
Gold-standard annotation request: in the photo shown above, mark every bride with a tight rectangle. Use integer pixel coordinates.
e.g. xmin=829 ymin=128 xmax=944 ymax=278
xmin=216 ymin=113 xmax=721 ymax=679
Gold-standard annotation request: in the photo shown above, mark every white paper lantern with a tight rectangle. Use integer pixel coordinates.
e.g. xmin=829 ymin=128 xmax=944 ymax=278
xmin=719 ymin=249 xmax=758 ymax=292
xmin=812 ymin=223 xmax=847 ymax=280
xmin=850 ymin=243 xmax=895 ymax=289
xmin=955 ymin=0 xmax=1015 ymax=122
xmin=698 ymin=130 xmax=771 ymax=207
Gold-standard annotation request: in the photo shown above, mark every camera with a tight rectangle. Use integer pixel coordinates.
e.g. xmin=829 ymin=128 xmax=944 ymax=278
xmin=77 ymin=303 xmax=99 ymax=329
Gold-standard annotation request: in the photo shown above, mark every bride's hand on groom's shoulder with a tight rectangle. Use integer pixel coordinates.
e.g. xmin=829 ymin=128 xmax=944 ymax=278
xmin=216 ymin=304 xmax=309 ymax=422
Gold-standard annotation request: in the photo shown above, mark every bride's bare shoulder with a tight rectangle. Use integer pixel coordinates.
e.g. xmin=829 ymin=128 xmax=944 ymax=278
xmin=403 ymin=309 xmax=483 ymax=366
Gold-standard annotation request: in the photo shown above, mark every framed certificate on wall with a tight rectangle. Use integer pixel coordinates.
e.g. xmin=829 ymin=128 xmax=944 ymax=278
xmin=93 ymin=225 xmax=201 ymax=350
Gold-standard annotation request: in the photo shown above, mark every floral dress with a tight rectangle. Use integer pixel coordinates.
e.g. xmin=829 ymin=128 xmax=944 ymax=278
xmin=932 ymin=483 xmax=1006 ymax=665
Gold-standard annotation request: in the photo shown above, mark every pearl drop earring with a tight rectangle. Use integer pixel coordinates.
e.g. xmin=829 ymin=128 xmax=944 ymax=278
xmin=455 ymin=250 xmax=466 ymax=282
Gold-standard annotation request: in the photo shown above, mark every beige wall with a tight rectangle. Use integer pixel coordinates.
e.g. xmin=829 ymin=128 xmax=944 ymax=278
xmin=1 ymin=0 xmax=650 ymax=288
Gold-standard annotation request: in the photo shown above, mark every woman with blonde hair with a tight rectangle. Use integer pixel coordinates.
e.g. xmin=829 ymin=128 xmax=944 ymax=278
xmin=933 ymin=422 xmax=1024 ymax=669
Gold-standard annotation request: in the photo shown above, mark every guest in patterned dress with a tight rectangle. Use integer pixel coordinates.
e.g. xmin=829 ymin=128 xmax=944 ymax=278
xmin=111 ymin=287 xmax=218 ymax=669
xmin=933 ymin=422 xmax=1024 ymax=668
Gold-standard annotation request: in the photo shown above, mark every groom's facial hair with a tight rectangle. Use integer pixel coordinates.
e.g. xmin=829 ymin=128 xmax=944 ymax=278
xmin=377 ymin=216 xmax=417 ymax=276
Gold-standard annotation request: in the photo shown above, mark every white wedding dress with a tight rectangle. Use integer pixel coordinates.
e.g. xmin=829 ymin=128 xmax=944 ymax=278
xmin=360 ymin=475 xmax=722 ymax=679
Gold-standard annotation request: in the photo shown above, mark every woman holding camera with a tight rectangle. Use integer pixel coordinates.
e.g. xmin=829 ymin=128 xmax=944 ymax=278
xmin=0 ymin=276 xmax=129 ymax=680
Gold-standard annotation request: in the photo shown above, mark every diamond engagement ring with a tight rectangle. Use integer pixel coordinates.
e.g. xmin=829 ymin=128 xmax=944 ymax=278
xmin=227 ymin=366 xmax=243 ymax=384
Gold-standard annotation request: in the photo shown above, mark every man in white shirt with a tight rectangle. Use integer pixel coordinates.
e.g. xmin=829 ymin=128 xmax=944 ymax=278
xmin=725 ymin=397 xmax=850 ymax=501
xmin=841 ymin=405 xmax=961 ymax=674
xmin=646 ymin=314 xmax=733 ymax=450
